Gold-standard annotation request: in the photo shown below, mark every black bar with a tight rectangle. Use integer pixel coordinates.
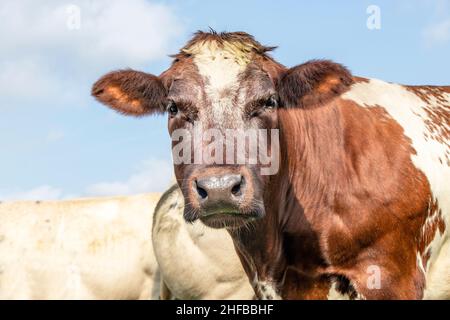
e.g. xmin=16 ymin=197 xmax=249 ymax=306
xmin=0 ymin=300 xmax=447 ymax=319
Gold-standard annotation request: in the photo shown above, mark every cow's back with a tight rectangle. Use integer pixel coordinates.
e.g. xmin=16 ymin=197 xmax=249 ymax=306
xmin=0 ymin=193 xmax=161 ymax=299
xmin=152 ymin=184 xmax=254 ymax=299
xmin=342 ymin=79 xmax=450 ymax=299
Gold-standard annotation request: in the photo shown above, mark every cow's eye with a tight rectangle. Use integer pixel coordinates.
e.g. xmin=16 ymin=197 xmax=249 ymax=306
xmin=167 ymin=100 xmax=178 ymax=116
xmin=265 ymin=95 xmax=278 ymax=109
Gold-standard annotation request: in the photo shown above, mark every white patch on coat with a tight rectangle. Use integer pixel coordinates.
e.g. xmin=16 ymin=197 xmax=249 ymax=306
xmin=64 ymin=264 xmax=83 ymax=296
xmin=252 ymin=274 xmax=282 ymax=300
xmin=417 ymin=252 xmax=426 ymax=276
xmin=327 ymin=280 xmax=366 ymax=300
xmin=342 ymin=79 xmax=450 ymax=299
xmin=190 ymin=41 xmax=247 ymax=125
xmin=422 ymin=239 xmax=450 ymax=299
xmin=92 ymin=202 xmax=120 ymax=221
xmin=327 ymin=281 xmax=351 ymax=300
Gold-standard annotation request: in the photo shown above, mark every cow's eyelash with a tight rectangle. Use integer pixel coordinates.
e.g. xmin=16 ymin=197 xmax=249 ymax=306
xmin=246 ymin=97 xmax=274 ymax=116
xmin=170 ymin=101 xmax=199 ymax=122
xmin=167 ymin=99 xmax=194 ymax=112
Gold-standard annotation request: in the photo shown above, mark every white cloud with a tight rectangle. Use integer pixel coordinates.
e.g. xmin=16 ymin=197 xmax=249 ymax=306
xmin=0 ymin=0 xmax=183 ymax=107
xmin=45 ymin=129 xmax=65 ymax=143
xmin=423 ymin=18 xmax=450 ymax=45
xmin=0 ymin=60 xmax=56 ymax=102
xmin=0 ymin=158 xmax=174 ymax=200
xmin=85 ymin=158 xmax=174 ymax=196
xmin=0 ymin=185 xmax=63 ymax=201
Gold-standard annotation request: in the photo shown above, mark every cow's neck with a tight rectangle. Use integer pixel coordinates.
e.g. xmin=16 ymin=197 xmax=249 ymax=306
xmin=230 ymin=101 xmax=351 ymax=299
xmin=276 ymin=102 xmax=352 ymax=212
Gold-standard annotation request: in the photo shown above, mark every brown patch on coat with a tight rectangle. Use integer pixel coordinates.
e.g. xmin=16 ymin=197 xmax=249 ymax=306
xmin=441 ymin=86 xmax=450 ymax=94
xmin=423 ymin=105 xmax=450 ymax=165
xmin=406 ymin=85 xmax=449 ymax=105
xmin=406 ymin=85 xmax=450 ymax=164
xmin=417 ymin=198 xmax=446 ymax=270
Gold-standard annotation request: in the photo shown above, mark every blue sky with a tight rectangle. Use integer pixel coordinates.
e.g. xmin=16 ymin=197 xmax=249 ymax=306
xmin=1 ymin=0 xmax=449 ymax=199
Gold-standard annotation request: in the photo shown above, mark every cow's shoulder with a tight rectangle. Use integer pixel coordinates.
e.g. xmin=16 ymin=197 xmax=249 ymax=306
xmin=340 ymin=77 xmax=450 ymax=298
xmin=341 ymin=78 xmax=449 ymax=201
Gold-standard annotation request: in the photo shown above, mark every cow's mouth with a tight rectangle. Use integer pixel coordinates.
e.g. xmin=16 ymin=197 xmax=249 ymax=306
xmin=199 ymin=210 xmax=261 ymax=229
xmin=184 ymin=203 xmax=265 ymax=229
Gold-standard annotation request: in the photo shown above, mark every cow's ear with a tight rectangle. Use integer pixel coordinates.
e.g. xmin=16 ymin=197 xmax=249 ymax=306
xmin=91 ymin=69 xmax=166 ymax=116
xmin=277 ymin=60 xmax=353 ymax=108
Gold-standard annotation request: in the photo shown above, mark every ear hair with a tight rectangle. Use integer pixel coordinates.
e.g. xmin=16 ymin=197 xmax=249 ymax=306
xmin=277 ymin=60 xmax=354 ymax=108
xmin=92 ymin=69 xmax=167 ymax=116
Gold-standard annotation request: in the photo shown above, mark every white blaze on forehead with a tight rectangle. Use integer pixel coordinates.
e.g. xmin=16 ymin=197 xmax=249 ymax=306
xmin=190 ymin=41 xmax=248 ymax=92
xmin=187 ymin=41 xmax=249 ymax=123
xmin=342 ymin=79 xmax=450 ymax=299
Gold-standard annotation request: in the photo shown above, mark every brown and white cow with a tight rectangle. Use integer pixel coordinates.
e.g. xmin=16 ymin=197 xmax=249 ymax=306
xmin=92 ymin=31 xmax=450 ymax=299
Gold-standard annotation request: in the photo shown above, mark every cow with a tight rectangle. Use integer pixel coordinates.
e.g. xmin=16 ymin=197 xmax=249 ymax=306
xmin=92 ymin=31 xmax=450 ymax=299
xmin=152 ymin=184 xmax=254 ymax=299
xmin=0 ymin=193 xmax=162 ymax=299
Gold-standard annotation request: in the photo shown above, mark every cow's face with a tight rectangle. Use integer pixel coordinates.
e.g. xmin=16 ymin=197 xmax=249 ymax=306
xmin=164 ymin=40 xmax=285 ymax=229
xmin=92 ymin=32 xmax=353 ymax=229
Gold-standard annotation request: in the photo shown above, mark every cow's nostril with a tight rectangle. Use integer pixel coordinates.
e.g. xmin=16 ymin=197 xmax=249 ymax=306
xmin=231 ymin=176 xmax=243 ymax=196
xmin=195 ymin=181 xmax=208 ymax=200
xmin=231 ymin=183 xmax=241 ymax=196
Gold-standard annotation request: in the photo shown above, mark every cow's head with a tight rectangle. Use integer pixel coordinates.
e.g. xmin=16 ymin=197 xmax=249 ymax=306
xmin=92 ymin=31 xmax=352 ymax=229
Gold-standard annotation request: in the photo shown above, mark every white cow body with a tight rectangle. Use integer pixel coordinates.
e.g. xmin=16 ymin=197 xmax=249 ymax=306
xmin=0 ymin=193 xmax=161 ymax=299
xmin=152 ymin=185 xmax=254 ymax=300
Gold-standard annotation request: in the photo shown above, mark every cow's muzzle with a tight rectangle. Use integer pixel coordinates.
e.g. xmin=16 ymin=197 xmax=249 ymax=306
xmin=183 ymin=168 xmax=264 ymax=228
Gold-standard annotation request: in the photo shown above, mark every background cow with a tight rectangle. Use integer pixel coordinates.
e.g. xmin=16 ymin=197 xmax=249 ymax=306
xmin=92 ymin=31 xmax=449 ymax=299
xmin=0 ymin=193 xmax=161 ymax=299
xmin=152 ymin=184 xmax=254 ymax=299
